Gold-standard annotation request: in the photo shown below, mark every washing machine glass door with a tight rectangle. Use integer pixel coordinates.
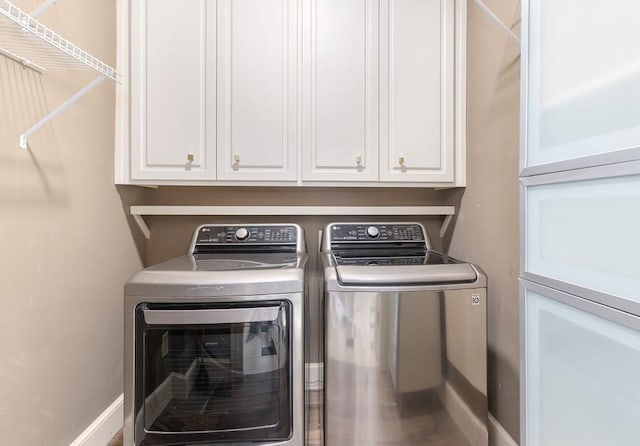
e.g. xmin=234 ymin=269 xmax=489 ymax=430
xmin=133 ymin=301 xmax=292 ymax=445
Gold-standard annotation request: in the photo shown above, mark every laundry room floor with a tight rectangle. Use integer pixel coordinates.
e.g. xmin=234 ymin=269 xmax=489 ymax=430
xmin=106 ymin=430 xmax=122 ymax=446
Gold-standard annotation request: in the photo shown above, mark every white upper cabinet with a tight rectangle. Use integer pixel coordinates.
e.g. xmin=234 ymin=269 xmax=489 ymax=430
xmin=524 ymin=0 xmax=640 ymax=172
xmin=302 ymin=0 xmax=459 ymax=184
xmin=121 ymin=0 xmax=465 ymax=185
xmin=380 ymin=0 xmax=455 ymax=183
xmin=216 ymin=0 xmax=298 ymax=181
xmin=130 ymin=0 xmax=216 ymax=181
xmin=301 ymin=0 xmax=380 ymax=182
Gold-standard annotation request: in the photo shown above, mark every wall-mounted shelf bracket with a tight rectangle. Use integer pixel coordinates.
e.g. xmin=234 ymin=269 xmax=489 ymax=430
xmin=132 ymin=212 xmax=151 ymax=240
xmin=20 ymin=74 xmax=106 ymax=149
xmin=473 ymin=0 xmax=520 ymax=47
xmin=130 ymin=205 xmax=456 ymax=240
xmin=0 ymin=0 xmax=122 ymax=148
xmin=439 ymin=214 xmax=454 ymax=238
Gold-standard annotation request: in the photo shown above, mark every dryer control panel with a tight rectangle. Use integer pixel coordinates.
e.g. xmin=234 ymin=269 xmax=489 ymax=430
xmin=328 ymin=223 xmax=426 ymax=243
xmin=191 ymin=224 xmax=302 ymax=254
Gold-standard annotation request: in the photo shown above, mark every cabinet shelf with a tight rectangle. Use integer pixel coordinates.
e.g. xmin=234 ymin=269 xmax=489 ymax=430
xmin=130 ymin=205 xmax=456 ymax=240
xmin=0 ymin=0 xmax=121 ymax=148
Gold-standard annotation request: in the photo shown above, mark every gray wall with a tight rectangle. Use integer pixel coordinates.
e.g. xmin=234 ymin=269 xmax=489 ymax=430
xmin=445 ymin=0 xmax=521 ymax=441
xmin=0 ymin=1 xmax=145 ymax=444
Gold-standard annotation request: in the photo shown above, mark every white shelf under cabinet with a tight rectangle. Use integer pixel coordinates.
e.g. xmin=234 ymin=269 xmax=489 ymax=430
xmin=0 ymin=0 xmax=121 ymax=148
xmin=130 ymin=205 xmax=456 ymax=239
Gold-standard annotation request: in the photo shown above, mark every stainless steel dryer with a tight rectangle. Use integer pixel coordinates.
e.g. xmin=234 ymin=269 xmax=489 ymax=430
xmin=124 ymin=223 xmax=306 ymax=446
xmin=320 ymin=222 xmax=488 ymax=446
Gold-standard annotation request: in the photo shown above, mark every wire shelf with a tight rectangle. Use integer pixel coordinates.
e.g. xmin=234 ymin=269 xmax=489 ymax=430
xmin=0 ymin=0 xmax=121 ymax=82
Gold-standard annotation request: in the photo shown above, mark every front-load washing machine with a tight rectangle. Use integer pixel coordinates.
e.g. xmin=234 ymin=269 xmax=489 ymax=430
xmin=124 ymin=223 xmax=306 ymax=446
xmin=320 ymin=222 xmax=488 ymax=446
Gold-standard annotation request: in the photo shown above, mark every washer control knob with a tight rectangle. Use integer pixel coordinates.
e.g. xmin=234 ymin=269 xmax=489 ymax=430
xmin=235 ymin=227 xmax=250 ymax=240
xmin=366 ymin=226 xmax=380 ymax=238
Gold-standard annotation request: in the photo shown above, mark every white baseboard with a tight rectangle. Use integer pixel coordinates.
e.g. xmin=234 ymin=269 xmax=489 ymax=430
xmin=440 ymin=381 xmax=488 ymax=446
xmin=70 ymin=394 xmax=123 ymax=446
xmin=488 ymin=413 xmax=519 ymax=446
xmin=305 ymin=362 xmax=323 ymax=391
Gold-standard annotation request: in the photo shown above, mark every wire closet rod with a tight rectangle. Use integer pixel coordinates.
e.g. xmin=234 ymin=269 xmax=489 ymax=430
xmin=0 ymin=1 xmax=120 ymax=79
xmin=0 ymin=0 xmax=122 ymax=148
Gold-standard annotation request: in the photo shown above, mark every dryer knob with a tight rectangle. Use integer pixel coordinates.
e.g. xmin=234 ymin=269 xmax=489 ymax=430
xmin=366 ymin=226 xmax=379 ymax=238
xmin=235 ymin=227 xmax=250 ymax=240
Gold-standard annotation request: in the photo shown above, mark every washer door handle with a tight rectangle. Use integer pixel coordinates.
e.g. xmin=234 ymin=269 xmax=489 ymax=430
xmin=143 ymin=306 xmax=281 ymax=325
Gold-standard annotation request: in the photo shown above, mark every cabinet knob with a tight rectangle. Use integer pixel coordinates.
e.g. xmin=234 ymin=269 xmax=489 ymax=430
xmin=398 ymin=156 xmax=405 ymax=165
xmin=233 ymin=153 xmax=240 ymax=163
xmin=187 ymin=153 xmax=194 ymax=162
xmin=356 ymin=154 xmax=362 ymax=164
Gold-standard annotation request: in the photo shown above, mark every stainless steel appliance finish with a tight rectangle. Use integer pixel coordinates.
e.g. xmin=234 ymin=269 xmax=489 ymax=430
xmin=124 ymin=224 xmax=306 ymax=446
xmin=320 ymin=222 xmax=488 ymax=446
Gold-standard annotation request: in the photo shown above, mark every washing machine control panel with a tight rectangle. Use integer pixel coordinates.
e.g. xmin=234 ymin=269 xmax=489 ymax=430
xmin=329 ymin=223 xmax=426 ymax=243
xmin=193 ymin=225 xmax=299 ymax=252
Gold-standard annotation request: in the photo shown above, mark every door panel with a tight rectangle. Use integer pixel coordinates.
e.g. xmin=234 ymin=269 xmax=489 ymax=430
xmin=380 ymin=0 xmax=454 ymax=182
xmin=525 ymin=0 xmax=640 ymax=170
xmin=325 ymin=289 xmax=487 ymax=445
xmin=134 ymin=302 xmax=292 ymax=445
xmin=523 ymin=283 xmax=640 ymax=446
xmin=524 ymin=174 xmax=640 ymax=304
xmin=217 ymin=0 xmax=298 ymax=181
xmin=131 ymin=0 xmax=216 ymax=180
xmin=301 ymin=0 xmax=379 ymax=181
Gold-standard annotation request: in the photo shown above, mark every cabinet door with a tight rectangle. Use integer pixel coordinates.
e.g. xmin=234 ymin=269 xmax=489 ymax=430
xmin=130 ymin=0 xmax=216 ymax=181
xmin=301 ymin=0 xmax=379 ymax=182
xmin=522 ymin=282 xmax=640 ymax=446
xmin=379 ymin=0 xmax=454 ymax=183
xmin=216 ymin=0 xmax=298 ymax=182
xmin=524 ymin=0 xmax=640 ymax=172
